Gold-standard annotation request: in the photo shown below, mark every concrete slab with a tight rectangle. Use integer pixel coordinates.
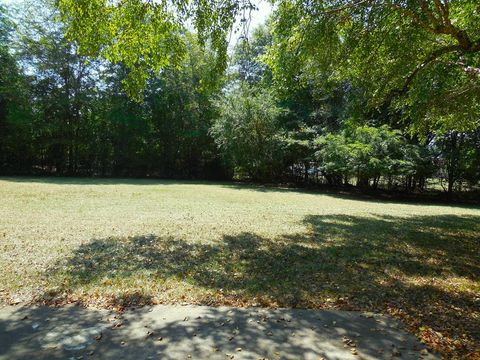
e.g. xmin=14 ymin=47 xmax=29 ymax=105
xmin=0 ymin=304 xmax=438 ymax=359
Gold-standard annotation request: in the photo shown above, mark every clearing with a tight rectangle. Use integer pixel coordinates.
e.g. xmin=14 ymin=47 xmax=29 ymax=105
xmin=0 ymin=177 xmax=479 ymax=356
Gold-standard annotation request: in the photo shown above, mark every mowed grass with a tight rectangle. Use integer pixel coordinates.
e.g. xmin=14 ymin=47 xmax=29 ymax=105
xmin=1 ymin=177 xmax=479 ymax=356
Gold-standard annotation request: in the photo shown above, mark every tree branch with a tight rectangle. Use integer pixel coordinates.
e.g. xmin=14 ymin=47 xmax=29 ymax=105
xmin=320 ymin=0 xmax=373 ymax=15
xmin=432 ymin=0 xmax=448 ymax=24
xmin=381 ymin=44 xmax=462 ymax=109
xmin=448 ymin=61 xmax=480 ymax=78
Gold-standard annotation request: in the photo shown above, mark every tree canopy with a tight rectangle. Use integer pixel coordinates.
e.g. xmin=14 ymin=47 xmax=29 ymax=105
xmin=56 ymin=0 xmax=257 ymax=98
xmin=266 ymin=0 xmax=480 ymax=134
xmin=56 ymin=0 xmax=480 ymax=134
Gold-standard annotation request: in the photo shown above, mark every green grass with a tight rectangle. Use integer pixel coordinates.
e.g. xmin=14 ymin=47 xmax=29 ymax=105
xmin=0 ymin=177 xmax=479 ymax=356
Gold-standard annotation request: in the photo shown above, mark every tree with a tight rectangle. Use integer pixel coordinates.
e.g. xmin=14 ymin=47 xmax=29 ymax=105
xmin=232 ymin=23 xmax=273 ymax=86
xmin=14 ymin=1 xmax=99 ymax=174
xmin=434 ymin=130 xmax=480 ymax=196
xmin=56 ymin=0 xmax=257 ymax=98
xmin=0 ymin=4 xmax=33 ymax=173
xmin=145 ymin=34 xmax=226 ymax=179
xmin=314 ymin=125 xmax=431 ymax=189
xmin=314 ymin=133 xmax=351 ymax=185
xmin=211 ymin=85 xmax=285 ymax=180
xmin=266 ymin=0 xmax=480 ymax=134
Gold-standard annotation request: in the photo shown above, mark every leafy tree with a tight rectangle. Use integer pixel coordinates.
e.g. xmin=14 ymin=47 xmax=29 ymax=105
xmin=14 ymin=1 xmax=100 ymax=174
xmin=314 ymin=133 xmax=351 ymax=185
xmin=282 ymin=126 xmax=320 ymax=183
xmin=0 ymin=4 xmax=33 ymax=173
xmin=433 ymin=130 xmax=480 ymax=196
xmin=315 ymin=125 xmax=431 ymax=189
xmin=232 ymin=23 xmax=273 ymax=85
xmin=83 ymin=34 xmax=226 ymax=178
xmin=56 ymin=0 xmax=257 ymax=98
xmin=399 ymin=143 xmax=434 ymax=192
xmin=211 ymin=85 xmax=285 ymax=180
xmin=266 ymin=0 xmax=480 ymax=134
xmin=145 ymin=34 xmax=226 ymax=179
xmin=351 ymin=126 xmax=405 ymax=188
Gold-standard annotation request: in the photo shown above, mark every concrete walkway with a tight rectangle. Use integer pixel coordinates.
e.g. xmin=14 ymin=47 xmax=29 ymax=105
xmin=0 ymin=304 xmax=438 ymax=360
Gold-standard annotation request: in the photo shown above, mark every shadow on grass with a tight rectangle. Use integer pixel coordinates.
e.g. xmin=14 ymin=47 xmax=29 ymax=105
xmin=41 ymin=214 xmax=480 ymax=355
xmin=0 ymin=176 xmax=227 ymax=187
xmin=3 ymin=176 xmax=480 ymax=208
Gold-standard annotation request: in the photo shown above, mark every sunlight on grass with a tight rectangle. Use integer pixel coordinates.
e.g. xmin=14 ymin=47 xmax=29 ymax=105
xmin=0 ymin=177 xmax=479 ymax=355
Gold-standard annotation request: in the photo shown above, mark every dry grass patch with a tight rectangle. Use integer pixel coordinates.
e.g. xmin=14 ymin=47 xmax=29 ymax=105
xmin=0 ymin=177 xmax=479 ymax=357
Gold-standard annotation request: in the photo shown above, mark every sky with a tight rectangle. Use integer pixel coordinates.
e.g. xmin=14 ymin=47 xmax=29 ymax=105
xmin=244 ymin=1 xmax=272 ymax=33
xmin=228 ymin=0 xmax=272 ymax=48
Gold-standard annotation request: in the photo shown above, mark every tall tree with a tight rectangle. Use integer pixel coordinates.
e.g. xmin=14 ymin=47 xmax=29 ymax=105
xmin=0 ymin=4 xmax=33 ymax=173
xmin=211 ymin=85 xmax=285 ymax=180
xmin=56 ymin=0 xmax=258 ymax=98
xmin=13 ymin=0 xmax=100 ymax=174
xmin=266 ymin=0 xmax=480 ymax=134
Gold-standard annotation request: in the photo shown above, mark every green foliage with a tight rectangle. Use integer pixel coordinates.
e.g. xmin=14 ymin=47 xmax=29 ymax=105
xmin=1 ymin=0 xmax=227 ymax=179
xmin=57 ymin=0 xmax=186 ymax=100
xmin=433 ymin=130 xmax=480 ymax=193
xmin=145 ymin=35 xmax=226 ymax=178
xmin=0 ymin=4 xmax=34 ymax=172
xmin=81 ymin=37 xmax=227 ymax=178
xmin=314 ymin=133 xmax=351 ymax=185
xmin=232 ymin=23 xmax=273 ymax=85
xmin=266 ymin=0 xmax=480 ymax=134
xmin=315 ymin=126 xmax=431 ymax=189
xmin=56 ymin=0 xmax=254 ymax=99
xmin=211 ymin=85 xmax=285 ymax=180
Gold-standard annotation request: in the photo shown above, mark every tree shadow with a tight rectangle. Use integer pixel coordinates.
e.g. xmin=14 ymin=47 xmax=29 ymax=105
xmin=0 ymin=305 xmax=111 ymax=359
xmin=0 ymin=176 xmax=231 ymax=187
xmin=3 ymin=176 xmax=480 ymax=208
xmin=38 ymin=213 xmax=480 ymax=355
xmin=0 ymin=304 xmax=437 ymax=360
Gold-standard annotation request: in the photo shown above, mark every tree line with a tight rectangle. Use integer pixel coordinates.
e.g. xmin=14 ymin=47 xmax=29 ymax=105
xmin=1 ymin=1 xmax=479 ymax=197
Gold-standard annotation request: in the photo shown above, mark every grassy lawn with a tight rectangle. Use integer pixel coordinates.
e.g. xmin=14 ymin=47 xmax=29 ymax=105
xmin=1 ymin=177 xmax=479 ymax=356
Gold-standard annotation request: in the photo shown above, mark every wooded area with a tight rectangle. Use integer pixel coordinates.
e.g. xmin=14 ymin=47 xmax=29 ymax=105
xmin=1 ymin=0 xmax=479 ymax=197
